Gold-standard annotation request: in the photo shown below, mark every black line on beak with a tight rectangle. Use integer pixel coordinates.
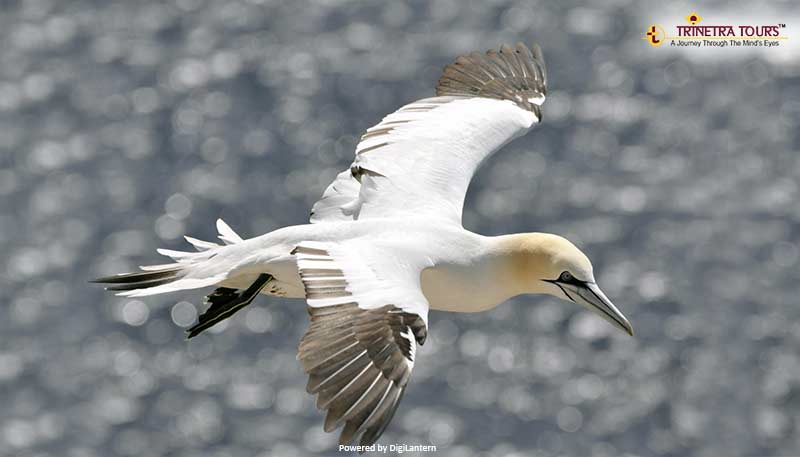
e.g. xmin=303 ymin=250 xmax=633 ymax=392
xmin=553 ymin=282 xmax=576 ymax=303
xmin=574 ymin=285 xmax=628 ymax=332
xmin=583 ymin=283 xmax=605 ymax=305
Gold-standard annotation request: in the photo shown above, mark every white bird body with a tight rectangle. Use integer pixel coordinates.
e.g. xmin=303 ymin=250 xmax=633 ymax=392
xmin=179 ymin=219 xmax=526 ymax=313
xmin=95 ymin=43 xmax=633 ymax=450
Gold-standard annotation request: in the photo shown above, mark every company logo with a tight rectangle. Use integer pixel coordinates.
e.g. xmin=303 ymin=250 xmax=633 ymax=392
xmin=645 ymin=25 xmax=666 ymax=46
xmin=643 ymin=12 xmax=789 ymax=48
xmin=684 ymin=13 xmax=702 ymax=26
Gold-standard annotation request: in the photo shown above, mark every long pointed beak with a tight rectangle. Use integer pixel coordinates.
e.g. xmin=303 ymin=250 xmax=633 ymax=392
xmin=561 ymin=282 xmax=634 ymax=336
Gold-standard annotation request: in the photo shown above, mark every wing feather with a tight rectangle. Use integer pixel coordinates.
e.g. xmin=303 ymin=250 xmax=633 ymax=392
xmin=293 ymin=243 xmax=429 ymax=447
xmin=310 ymin=42 xmax=546 ymax=225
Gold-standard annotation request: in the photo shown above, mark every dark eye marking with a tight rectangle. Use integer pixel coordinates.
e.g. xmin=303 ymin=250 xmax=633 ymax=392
xmin=552 ymin=270 xmax=586 ymax=286
xmin=543 ymin=271 xmax=587 ymax=286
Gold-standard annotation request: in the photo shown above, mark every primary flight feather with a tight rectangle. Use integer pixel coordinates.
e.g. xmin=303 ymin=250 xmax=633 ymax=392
xmin=94 ymin=42 xmax=633 ymax=450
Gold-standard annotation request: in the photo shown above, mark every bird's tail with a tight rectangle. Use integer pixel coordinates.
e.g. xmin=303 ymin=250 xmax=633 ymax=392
xmin=92 ymin=218 xmax=245 ymax=297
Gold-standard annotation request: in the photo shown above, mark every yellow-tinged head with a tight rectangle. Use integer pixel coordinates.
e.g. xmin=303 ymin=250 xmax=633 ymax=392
xmin=498 ymin=233 xmax=634 ymax=336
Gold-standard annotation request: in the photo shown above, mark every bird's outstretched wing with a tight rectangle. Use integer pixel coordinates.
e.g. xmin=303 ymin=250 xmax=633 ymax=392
xmin=311 ymin=42 xmax=546 ymax=225
xmin=292 ymin=241 xmax=429 ymax=447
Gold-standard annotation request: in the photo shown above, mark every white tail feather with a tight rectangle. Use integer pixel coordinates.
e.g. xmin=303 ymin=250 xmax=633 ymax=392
xmin=185 ymin=236 xmax=220 ymax=251
xmin=156 ymin=248 xmax=199 ymax=260
xmin=216 ymin=218 xmax=243 ymax=245
xmin=110 ymin=218 xmax=247 ymax=297
xmin=116 ymin=275 xmax=227 ymax=297
xmin=139 ymin=262 xmax=181 ymax=271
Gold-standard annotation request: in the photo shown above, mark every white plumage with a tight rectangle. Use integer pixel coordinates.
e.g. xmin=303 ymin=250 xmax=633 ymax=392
xmin=95 ymin=43 xmax=633 ymax=450
xmin=312 ymin=96 xmax=538 ymax=223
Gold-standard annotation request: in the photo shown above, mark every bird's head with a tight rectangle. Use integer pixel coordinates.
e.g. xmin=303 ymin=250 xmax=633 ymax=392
xmin=502 ymin=233 xmax=634 ymax=336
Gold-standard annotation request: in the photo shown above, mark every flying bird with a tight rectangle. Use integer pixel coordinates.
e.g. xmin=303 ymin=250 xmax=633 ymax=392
xmin=94 ymin=43 xmax=633 ymax=449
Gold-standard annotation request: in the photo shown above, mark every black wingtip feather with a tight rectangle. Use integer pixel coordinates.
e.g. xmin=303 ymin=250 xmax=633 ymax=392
xmin=105 ymin=277 xmax=178 ymax=291
xmin=92 ymin=269 xmax=182 ymax=292
xmin=299 ymin=303 xmax=427 ymax=448
xmin=92 ymin=269 xmax=180 ymax=285
xmin=436 ymin=42 xmax=546 ymax=114
xmin=185 ymin=274 xmax=272 ymax=339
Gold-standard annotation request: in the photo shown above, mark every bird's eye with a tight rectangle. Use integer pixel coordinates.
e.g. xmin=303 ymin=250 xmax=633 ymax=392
xmin=559 ymin=271 xmax=572 ymax=282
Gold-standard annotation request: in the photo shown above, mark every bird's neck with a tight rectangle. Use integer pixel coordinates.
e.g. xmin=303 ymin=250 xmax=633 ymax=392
xmin=421 ymin=232 xmax=552 ymax=312
xmin=487 ymin=232 xmax=556 ymax=295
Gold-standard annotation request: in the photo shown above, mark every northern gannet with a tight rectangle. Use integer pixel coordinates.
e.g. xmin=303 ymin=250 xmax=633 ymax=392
xmin=94 ymin=43 xmax=633 ymax=449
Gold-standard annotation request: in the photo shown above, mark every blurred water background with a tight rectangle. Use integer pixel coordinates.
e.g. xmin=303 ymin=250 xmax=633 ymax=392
xmin=1 ymin=0 xmax=799 ymax=456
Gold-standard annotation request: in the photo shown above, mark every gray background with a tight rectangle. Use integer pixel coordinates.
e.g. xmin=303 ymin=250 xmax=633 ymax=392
xmin=2 ymin=0 xmax=799 ymax=456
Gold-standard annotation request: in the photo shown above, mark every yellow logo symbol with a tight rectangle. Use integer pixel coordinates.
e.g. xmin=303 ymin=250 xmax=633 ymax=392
xmin=643 ymin=25 xmax=666 ymax=46
xmin=684 ymin=12 xmax=702 ymax=25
